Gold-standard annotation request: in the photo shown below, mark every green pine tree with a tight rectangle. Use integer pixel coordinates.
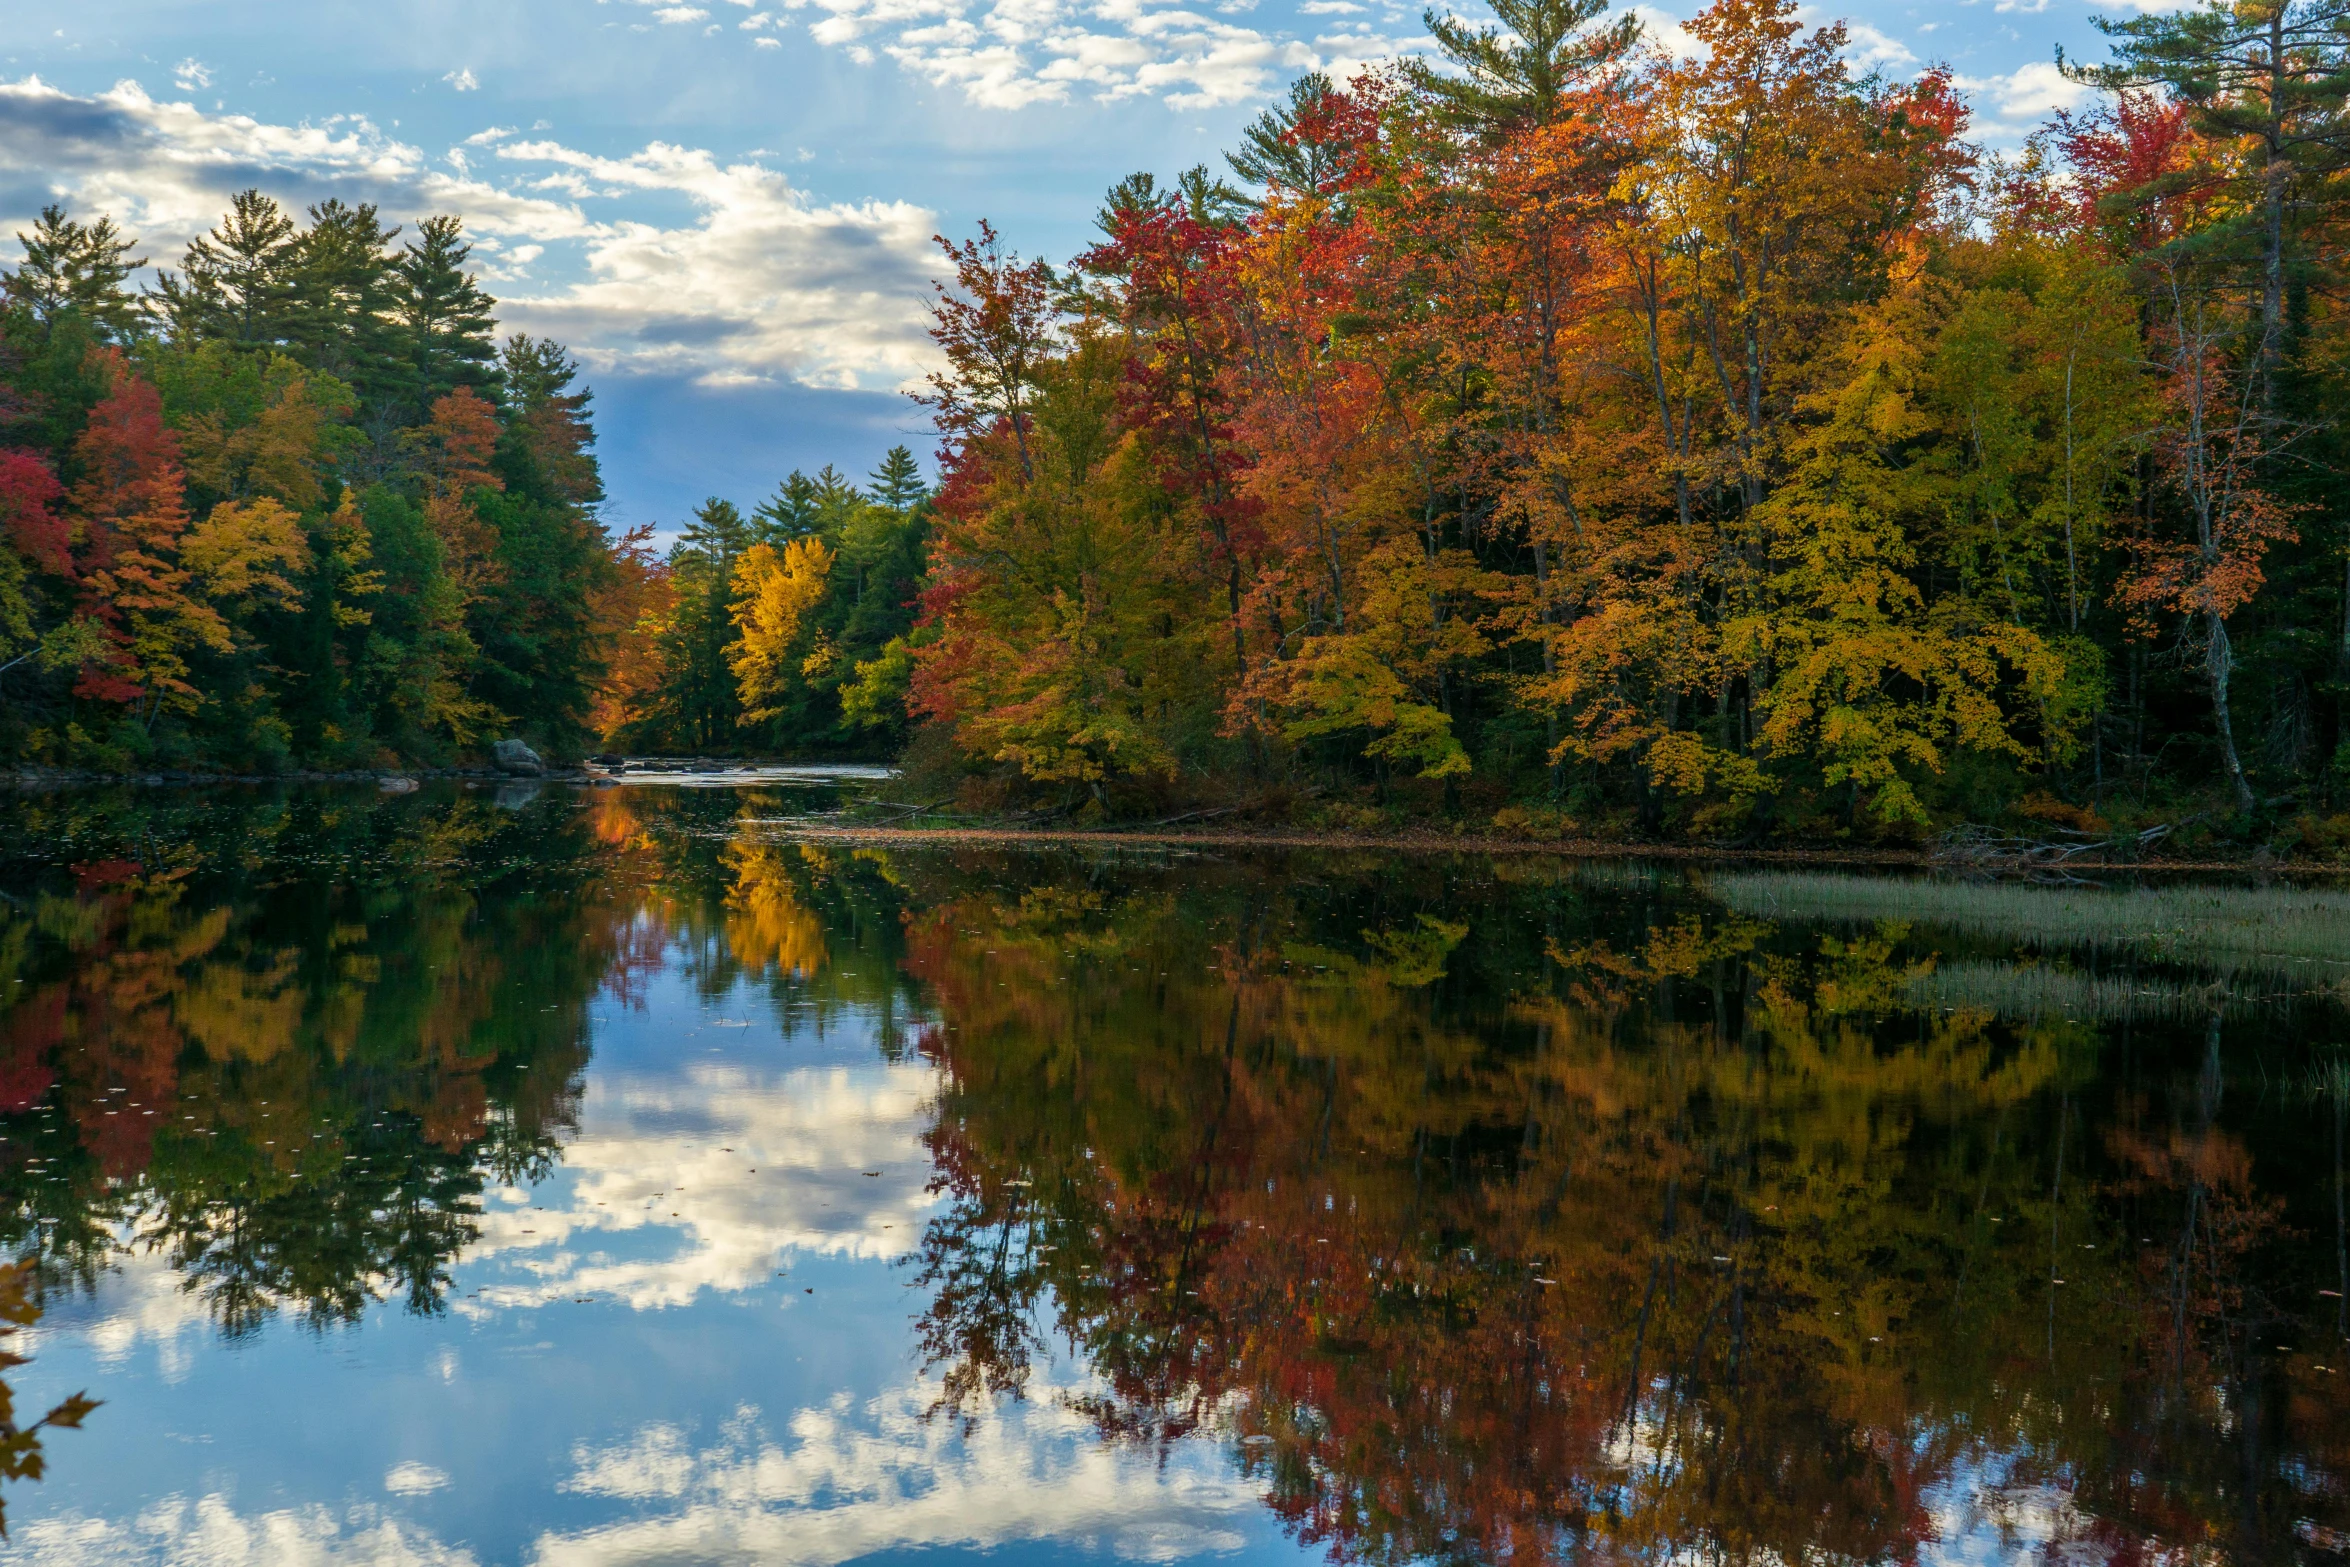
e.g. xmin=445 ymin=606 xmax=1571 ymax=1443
xmin=393 ymin=216 xmax=499 ymax=414
xmin=1 ymin=205 xmax=148 ymax=342
xmin=150 ymin=190 xmax=301 ymax=348
xmin=867 ymin=445 xmax=928 ymax=511
xmin=1410 ymin=0 xmax=1641 ymax=136
xmin=284 ymin=199 xmax=404 ymax=416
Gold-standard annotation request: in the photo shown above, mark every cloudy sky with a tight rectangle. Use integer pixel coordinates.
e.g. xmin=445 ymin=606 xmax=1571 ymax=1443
xmin=0 ymin=0 xmax=2133 ymax=531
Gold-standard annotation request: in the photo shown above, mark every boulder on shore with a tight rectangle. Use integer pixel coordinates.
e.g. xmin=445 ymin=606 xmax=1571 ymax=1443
xmin=492 ymin=739 xmax=545 ymax=776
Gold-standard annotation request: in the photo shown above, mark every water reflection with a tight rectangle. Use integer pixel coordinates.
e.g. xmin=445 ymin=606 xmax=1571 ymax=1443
xmin=0 ymin=785 xmax=2345 ymax=1563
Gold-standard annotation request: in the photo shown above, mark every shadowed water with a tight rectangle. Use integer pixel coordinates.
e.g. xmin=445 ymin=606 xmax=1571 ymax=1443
xmin=0 ymin=782 xmax=2345 ymax=1565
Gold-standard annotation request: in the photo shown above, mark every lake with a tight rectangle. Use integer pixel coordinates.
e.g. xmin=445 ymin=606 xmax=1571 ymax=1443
xmin=0 ymin=780 xmax=2346 ymax=1565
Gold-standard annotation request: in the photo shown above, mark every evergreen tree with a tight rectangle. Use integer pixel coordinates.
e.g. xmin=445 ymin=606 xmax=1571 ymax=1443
xmin=392 ymin=216 xmax=499 ymax=414
xmin=1411 ymin=0 xmax=1642 ymax=136
xmin=1 ymin=205 xmax=147 ymax=342
xmin=1225 ymin=75 xmax=1362 ymax=202
xmin=753 ymin=466 xmax=860 ymax=542
xmin=867 ymin=445 xmax=928 ymax=511
xmin=659 ymin=499 xmax=753 ymax=748
xmin=2067 ymin=0 xmax=2350 ymax=382
xmin=284 ymin=200 xmax=402 ymax=414
xmin=150 ymin=190 xmax=299 ymax=348
xmin=499 ymin=335 xmax=602 ymax=507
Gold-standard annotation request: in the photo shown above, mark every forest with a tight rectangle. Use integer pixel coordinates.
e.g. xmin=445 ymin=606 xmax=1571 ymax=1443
xmin=892 ymin=0 xmax=2350 ymax=844
xmin=10 ymin=0 xmax=2350 ymax=845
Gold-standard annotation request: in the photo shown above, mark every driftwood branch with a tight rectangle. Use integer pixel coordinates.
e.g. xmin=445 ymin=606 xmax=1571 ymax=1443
xmin=1933 ymin=819 xmax=2188 ymax=881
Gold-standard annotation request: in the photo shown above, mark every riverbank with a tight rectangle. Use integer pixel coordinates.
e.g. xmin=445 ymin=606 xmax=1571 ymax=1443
xmin=2 ymin=765 xmax=598 ymax=788
xmin=781 ymin=822 xmax=1921 ymax=865
xmin=8 ymin=764 xmax=2327 ymax=874
xmin=776 ymin=820 xmax=2342 ymax=876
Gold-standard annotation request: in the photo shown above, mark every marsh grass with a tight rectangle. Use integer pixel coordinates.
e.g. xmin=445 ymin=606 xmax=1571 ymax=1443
xmin=1712 ymin=873 xmax=2350 ymax=980
xmin=2298 ymin=1055 xmax=2350 ymax=1104
xmin=1904 ymin=961 xmax=2274 ymax=1023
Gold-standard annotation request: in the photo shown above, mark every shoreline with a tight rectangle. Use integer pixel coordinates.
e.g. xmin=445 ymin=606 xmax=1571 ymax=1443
xmin=778 ymin=822 xmax=2329 ymax=876
xmin=782 ymin=822 xmax=1926 ymax=865
xmin=4 ymin=769 xmax=2326 ymax=875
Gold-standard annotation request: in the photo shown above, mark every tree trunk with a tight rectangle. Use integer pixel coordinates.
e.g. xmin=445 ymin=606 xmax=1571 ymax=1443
xmin=2207 ymin=609 xmax=2257 ymax=812
xmin=1532 ymin=537 xmax=1560 ymax=800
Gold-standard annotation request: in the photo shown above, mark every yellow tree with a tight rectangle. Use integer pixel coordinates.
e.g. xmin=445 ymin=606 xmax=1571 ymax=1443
xmin=181 ymin=498 xmax=310 ymax=626
xmin=728 ymin=536 xmax=832 ymax=725
xmin=1729 ymin=287 xmax=2069 ymax=822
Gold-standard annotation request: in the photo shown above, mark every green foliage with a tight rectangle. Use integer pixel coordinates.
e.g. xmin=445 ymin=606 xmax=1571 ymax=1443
xmin=600 ymin=451 xmax=932 ymax=757
xmin=1 ymin=205 xmax=144 ymax=343
xmin=0 ymin=192 xmax=610 ymax=772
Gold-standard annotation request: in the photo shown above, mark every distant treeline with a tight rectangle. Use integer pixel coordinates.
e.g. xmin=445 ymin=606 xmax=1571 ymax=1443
xmin=0 ymin=175 xmax=937 ymax=772
xmin=0 ymin=192 xmax=620 ymax=770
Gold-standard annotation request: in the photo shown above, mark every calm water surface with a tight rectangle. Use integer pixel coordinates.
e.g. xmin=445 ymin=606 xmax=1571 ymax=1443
xmin=1 ymin=782 xmax=2347 ymax=1565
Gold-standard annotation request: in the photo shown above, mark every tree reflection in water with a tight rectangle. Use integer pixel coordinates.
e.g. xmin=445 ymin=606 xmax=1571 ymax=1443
xmin=0 ymin=787 xmax=2346 ymax=1563
xmin=890 ymin=851 xmax=2350 ymax=1566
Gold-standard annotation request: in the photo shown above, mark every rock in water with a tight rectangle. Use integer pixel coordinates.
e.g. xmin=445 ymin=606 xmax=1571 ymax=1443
xmin=492 ymin=739 xmax=545 ymax=775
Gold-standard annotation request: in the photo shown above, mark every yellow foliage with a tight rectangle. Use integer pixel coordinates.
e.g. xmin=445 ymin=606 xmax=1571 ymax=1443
xmin=728 ymin=537 xmax=833 ymax=724
xmin=175 ymin=951 xmax=304 ymax=1063
xmin=722 ymin=838 xmax=828 ymax=979
xmin=182 ymin=498 xmax=310 ymax=615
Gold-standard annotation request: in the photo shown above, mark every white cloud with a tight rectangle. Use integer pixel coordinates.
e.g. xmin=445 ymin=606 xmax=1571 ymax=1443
xmin=1839 ymin=21 xmax=1917 ymax=71
xmin=755 ymin=35 xmax=784 ymax=46
xmin=172 ymin=59 xmax=211 ymax=91
xmin=0 ymin=77 xmax=941 ymax=391
xmin=21 ymin=1247 xmax=209 ymax=1376
xmin=773 ymin=0 xmax=1423 ymax=108
xmin=1629 ymin=5 xmax=1701 ymax=60
xmin=383 ymin=1464 xmax=450 ymax=1497
xmin=1955 ymin=59 xmax=2099 ymax=139
xmin=443 ymin=68 xmax=480 ymax=91
xmin=0 ymin=1375 xmax=1266 ymax=1567
xmin=0 ymin=1496 xmax=478 ymax=1567
xmin=455 ymin=1060 xmax=941 ymax=1312
xmin=533 ymin=1376 xmax=1262 ymax=1566
xmin=654 ymin=5 xmax=712 ymax=20
xmin=489 ymin=142 xmax=939 ymax=390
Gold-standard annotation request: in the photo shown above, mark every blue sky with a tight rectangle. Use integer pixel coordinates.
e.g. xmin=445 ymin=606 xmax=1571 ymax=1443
xmin=0 ymin=0 xmax=2144 ymax=532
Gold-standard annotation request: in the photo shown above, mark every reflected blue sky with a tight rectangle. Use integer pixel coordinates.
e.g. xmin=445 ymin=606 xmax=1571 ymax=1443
xmin=0 ymin=964 xmax=1315 ymax=1567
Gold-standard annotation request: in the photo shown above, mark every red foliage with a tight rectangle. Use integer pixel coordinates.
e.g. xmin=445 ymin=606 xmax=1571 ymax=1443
xmin=0 ymin=449 xmax=69 ymax=577
xmin=1080 ymin=193 xmax=1266 ymax=573
xmin=2054 ymin=91 xmax=2202 ymax=250
xmin=415 ymin=388 xmax=506 ymax=497
xmin=69 ymin=351 xmax=188 ymax=557
xmin=67 ymin=350 xmax=199 ymax=703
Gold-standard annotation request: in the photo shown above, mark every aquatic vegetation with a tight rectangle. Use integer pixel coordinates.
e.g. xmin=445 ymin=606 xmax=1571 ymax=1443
xmin=1714 ymin=871 xmax=2350 ymax=977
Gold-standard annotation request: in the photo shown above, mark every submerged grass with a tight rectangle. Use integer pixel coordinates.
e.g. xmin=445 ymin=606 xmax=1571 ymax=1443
xmin=1904 ymin=961 xmax=2281 ymax=1023
xmin=1711 ymin=872 xmax=2350 ymax=980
